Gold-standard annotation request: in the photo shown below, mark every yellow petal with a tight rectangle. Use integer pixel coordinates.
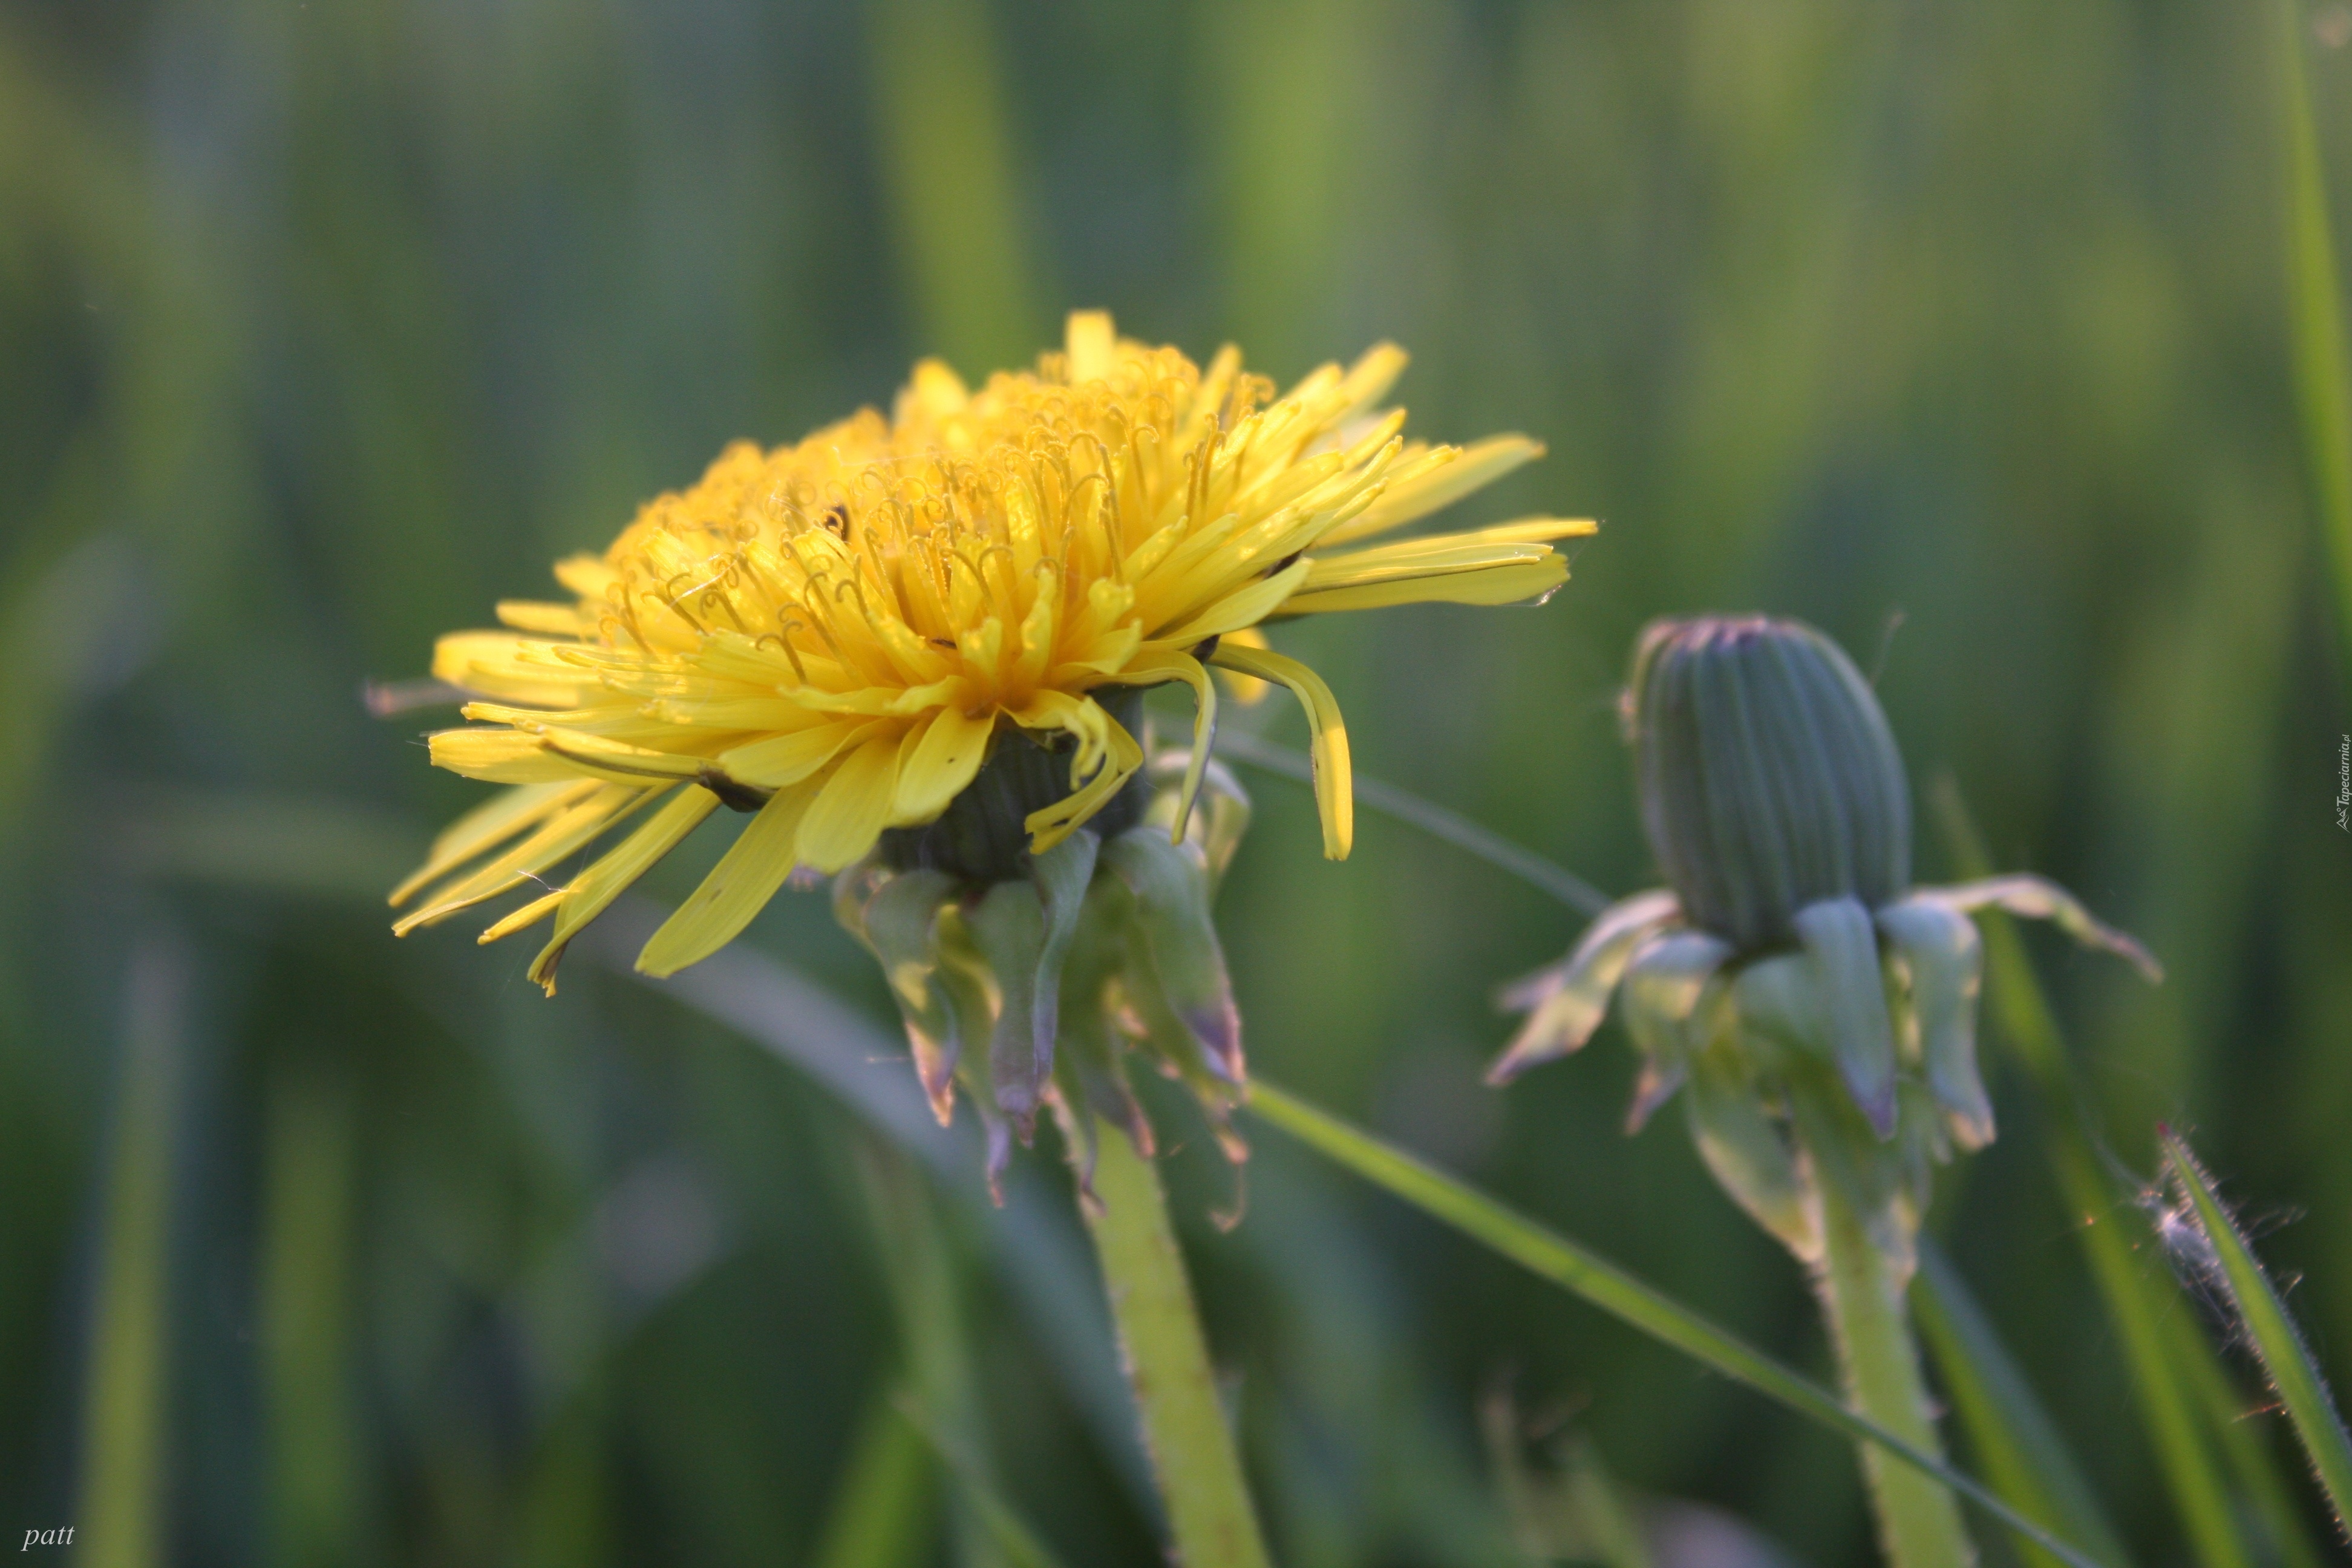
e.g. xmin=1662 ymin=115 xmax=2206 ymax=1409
xmin=1212 ymin=626 xmax=1272 ymax=705
xmin=428 ymin=728 xmax=587 ymax=784
xmin=479 ymin=889 xmax=564 ymax=943
xmin=431 ymin=630 xmax=596 ymax=707
xmin=1282 ymin=554 xmax=1567 ymax=616
xmin=495 ymin=600 xmax=589 ymax=635
xmin=901 ymin=358 xmax=970 ymax=420
xmin=392 ymin=780 xmax=597 ymax=907
xmin=1309 ymin=518 xmax=1595 ymax=575
xmin=1123 ymin=650 xmax=1216 ymax=841
xmin=1209 ymin=642 xmax=1352 ymax=858
xmin=1019 ymin=696 xmax=1144 ymax=854
xmin=394 ymin=784 xmax=655 ymax=933
xmin=720 ymin=718 xmax=885 ymax=789
xmin=527 ymin=785 xmax=722 ymax=991
xmin=636 ymin=783 xmax=818 ymax=977
xmin=553 ymin=554 xmax=618 ymax=599
xmin=794 ymin=730 xmax=906 ymax=873
xmin=1446 ymin=515 xmax=1596 ymax=547
xmin=1067 ymin=310 xmax=1117 ymax=382
xmin=535 ymin=728 xmax=716 ymax=785
xmin=1317 ymin=434 xmax=1545 ymax=546
xmin=1158 ymin=558 xmax=1312 ymax=645
xmin=893 ymin=706 xmax=996 ymax=823
xmin=1333 ymin=342 xmax=1409 ymax=417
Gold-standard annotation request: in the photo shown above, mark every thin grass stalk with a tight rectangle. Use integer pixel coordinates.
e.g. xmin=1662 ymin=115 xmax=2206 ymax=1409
xmin=1930 ymin=782 xmax=2267 ymax=1568
xmin=261 ymin=1071 xmax=363 ymax=1568
xmin=77 ymin=938 xmax=188 ymax=1568
xmin=811 ymin=1393 xmax=941 ymax=1568
xmin=862 ymin=0 xmax=1044 ymax=374
xmin=1064 ymin=1109 xmax=1273 ymax=1568
xmin=2166 ymin=1310 xmax=2330 ymax=1568
xmin=1244 ymin=1080 xmax=2105 ymax=1568
xmin=1913 ymin=1243 xmax=2135 ymax=1568
xmin=2160 ymin=1128 xmax=2352 ymax=1535
xmin=1558 ymin=1436 xmax=1656 ymax=1568
xmin=852 ymin=1138 xmax=1000 ymax=1567
xmin=1214 ymin=731 xmax=1611 ymax=914
xmin=2275 ymin=0 xmax=2352 ymax=684
xmin=893 ymin=1394 xmax=1075 ymax=1568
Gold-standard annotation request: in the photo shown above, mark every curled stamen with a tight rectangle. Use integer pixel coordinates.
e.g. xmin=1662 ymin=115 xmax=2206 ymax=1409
xmin=756 ymin=629 xmax=810 ymax=685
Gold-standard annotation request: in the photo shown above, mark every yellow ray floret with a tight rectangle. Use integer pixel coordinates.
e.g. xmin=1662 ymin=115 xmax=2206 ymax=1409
xmin=394 ymin=311 xmax=1589 ymax=990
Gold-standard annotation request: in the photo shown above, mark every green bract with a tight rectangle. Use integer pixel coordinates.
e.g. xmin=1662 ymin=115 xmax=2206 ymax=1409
xmin=835 ymin=711 xmax=1251 ymax=1198
xmin=1493 ymin=615 xmax=2160 ymax=1260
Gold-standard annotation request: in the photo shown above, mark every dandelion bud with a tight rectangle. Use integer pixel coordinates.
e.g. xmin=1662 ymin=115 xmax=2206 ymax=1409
xmin=1499 ymin=611 xmax=2158 ymax=1261
xmin=835 ymin=717 xmax=1255 ymax=1198
xmin=1628 ymin=615 xmax=1910 ymax=953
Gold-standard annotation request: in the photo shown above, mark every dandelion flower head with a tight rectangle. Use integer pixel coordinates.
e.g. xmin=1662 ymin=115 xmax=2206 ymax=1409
xmin=392 ymin=312 xmax=1592 ymax=988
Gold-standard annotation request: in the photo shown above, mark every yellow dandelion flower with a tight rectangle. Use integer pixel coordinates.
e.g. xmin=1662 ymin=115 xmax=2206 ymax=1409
xmin=392 ymin=311 xmax=1592 ymax=990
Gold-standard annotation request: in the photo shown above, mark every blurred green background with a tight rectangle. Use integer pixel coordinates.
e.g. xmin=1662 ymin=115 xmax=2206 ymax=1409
xmin=5 ymin=0 xmax=2351 ymax=1562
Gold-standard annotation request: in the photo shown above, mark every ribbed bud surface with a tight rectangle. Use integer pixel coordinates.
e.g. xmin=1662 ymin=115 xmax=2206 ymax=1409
xmin=1628 ymin=616 xmax=1910 ymax=950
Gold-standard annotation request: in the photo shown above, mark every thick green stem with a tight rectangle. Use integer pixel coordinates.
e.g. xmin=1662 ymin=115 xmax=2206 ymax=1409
xmin=1813 ymin=1170 xmax=1975 ymax=1568
xmin=1070 ymin=1117 xmax=1272 ymax=1568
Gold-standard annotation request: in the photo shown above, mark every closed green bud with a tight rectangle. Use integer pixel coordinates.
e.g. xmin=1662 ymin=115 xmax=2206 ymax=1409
xmin=1628 ymin=615 xmax=1909 ymax=953
xmin=1500 ymin=610 xmax=2158 ymax=1282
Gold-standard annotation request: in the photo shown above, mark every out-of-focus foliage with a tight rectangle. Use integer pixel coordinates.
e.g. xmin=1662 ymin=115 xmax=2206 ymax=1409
xmin=2 ymin=0 xmax=2348 ymax=1563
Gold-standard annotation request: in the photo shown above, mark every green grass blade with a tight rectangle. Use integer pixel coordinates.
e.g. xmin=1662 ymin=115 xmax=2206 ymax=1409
xmin=893 ymin=1394 xmax=1074 ymax=1568
xmin=1931 ymin=780 xmax=2274 ymax=1568
xmin=863 ymin=0 xmax=1044 ymax=374
xmin=809 ymin=1393 xmax=939 ymax=1568
xmin=1560 ymin=1435 xmax=1658 ymax=1568
xmin=2166 ymin=1308 xmax=2330 ymax=1568
xmin=2160 ymin=1128 xmax=2352 ymax=1533
xmin=1912 ymin=1241 xmax=2134 ymax=1568
xmin=854 ymin=1137 xmax=1026 ymax=1568
xmin=580 ymin=909 xmax=1160 ymax=1515
xmin=2275 ymin=0 xmax=2352 ymax=680
xmin=1214 ymin=730 xmax=1612 ymax=915
xmin=261 ymin=1072 xmax=364 ymax=1568
xmin=77 ymin=939 xmax=188 ymax=1568
xmin=1243 ymin=1080 xmax=2105 ymax=1568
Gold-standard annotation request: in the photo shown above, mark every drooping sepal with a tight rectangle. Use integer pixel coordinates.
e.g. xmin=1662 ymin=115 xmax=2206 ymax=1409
xmin=1051 ymin=871 xmax=1157 ymax=1208
xmin=1615 ymin=928 xmax=1735 ymax=1132
xmin=1910 ymin=874 xmax=2161 ymax=983
xmin=929 ymin=905 xmax=1018 ymax=1200
xmin=837 ymin=862 xmax=963 ymax=1123
xmin=1684 ymin=1042 xmax=1820 ymax=1262
xmin=1792 ymin=897 xmax=1900 ymax=1139
xmin=1488 ymin=890 xmax=1681 ymax=1083
xmin=1104 ymin=826 xmax=1242 ymax=1085
xmin=1875 ymin=893 xmax=1993 ymax=1151
xmin=829 ymin=722 xmax=1253 ymax=1199
xmin=951 ymin=831 xmax=1102 ymax=1143
xmin=962 ymin=879 xmax=1050 ymax=1141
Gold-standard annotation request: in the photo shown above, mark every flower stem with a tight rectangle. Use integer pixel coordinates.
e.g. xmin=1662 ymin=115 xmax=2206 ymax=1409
xmin=1068 ymin=1116 xmax=1273 ymax=1568
xmin=1812 ymin=1165 xmax=1976 ymax=1568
